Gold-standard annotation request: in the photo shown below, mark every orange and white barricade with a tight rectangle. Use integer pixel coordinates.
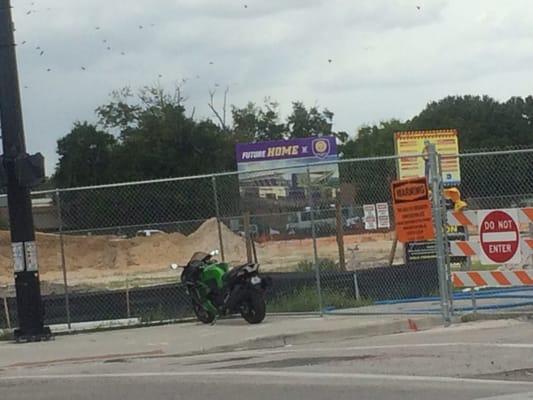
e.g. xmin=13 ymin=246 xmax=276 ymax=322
xmin=447 ymin=208 xmax=533 ymax=226
xmin=452 ymin=270 xmax=533 ymax=288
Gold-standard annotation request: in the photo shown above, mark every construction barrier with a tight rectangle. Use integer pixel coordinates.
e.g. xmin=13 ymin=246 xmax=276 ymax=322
xmin=447 ymin=208 xmax=533 ymax=226
xmin=452 ymin=270 xmax=533 ymax=288
xmin=450 ymin=238 xmax=533 ymax=257
xmin=447 ymin=208 xmax=532 ymax=264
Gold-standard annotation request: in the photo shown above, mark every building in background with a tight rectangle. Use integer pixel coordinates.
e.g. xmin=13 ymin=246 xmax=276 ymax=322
xmin=235 ymin=137 xmax=339 ymax=235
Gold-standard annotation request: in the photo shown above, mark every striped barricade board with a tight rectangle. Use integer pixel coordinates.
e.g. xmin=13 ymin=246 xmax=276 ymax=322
xmin=452 ymin=270 xmax=533 ymax=288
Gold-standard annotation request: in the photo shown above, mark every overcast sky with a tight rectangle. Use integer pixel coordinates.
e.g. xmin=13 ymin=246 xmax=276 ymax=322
xmin=10 ymin=0 xmax=533 ymax=172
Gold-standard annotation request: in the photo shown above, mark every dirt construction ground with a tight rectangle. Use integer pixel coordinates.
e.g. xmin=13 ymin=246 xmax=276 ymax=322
xmin=0 ymin=218 xmax=403 ymax=290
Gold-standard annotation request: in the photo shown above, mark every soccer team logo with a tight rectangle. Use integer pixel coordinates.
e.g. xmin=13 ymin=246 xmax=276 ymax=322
xmin=312 ymin=138 xmax=330 ymax=159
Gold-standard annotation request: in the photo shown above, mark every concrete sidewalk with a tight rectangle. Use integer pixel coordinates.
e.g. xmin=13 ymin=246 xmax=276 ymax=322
xmin=0 ymin=314 xmax=443 ymax=369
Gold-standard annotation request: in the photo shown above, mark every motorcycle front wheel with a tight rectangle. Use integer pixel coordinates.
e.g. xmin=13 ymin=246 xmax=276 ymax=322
xmin=240 ymin=289 xmax=266 ymax=324
xmin=193 ymin=301 xmax=216 ymax=324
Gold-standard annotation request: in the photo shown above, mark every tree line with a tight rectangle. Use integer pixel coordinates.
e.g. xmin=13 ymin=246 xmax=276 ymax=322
xmin=51 ymin=87 xmax=532 ymax=230
xmin=53 ymin=88 xmax=532 ymax=188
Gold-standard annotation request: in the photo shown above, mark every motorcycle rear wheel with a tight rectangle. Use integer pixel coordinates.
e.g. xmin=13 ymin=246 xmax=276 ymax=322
xmin=240 ymin=289 xmax=266 ymax=324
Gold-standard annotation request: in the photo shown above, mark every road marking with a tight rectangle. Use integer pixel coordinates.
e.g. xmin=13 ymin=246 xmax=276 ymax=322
xmin=1 ymin=370 xmax=533 ymax=386
xmin=4 ymin=342 xmax=532 ymax=370
xmin=473 ymin=393 xmax=533 ymax=400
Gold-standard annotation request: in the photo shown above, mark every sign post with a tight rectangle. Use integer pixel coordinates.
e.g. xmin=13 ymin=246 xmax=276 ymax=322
xmin=0 ymin=0 xmax=50 ymax=340
xmin=427 ymin=144 xmax=453 ymax=324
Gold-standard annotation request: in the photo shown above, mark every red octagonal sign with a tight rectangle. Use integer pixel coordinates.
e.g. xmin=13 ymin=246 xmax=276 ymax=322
xmin=479 ymin=209 xmax=521 ymax=264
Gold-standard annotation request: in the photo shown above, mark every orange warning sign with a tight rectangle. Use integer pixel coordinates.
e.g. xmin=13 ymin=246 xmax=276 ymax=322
xmin=391 ymin=177 xmax=435 ymax=243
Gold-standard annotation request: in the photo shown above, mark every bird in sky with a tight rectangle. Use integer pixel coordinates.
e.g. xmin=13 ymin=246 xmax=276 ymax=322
xmin=39 ymin=50 xmax=44 ymax=56
xmin=328 ymin=59 xmax=332 ymax=63
xmin=81 ymin=66 xmax=86 ymax=71
xmin=46 ymin=68 xmax=51 ymax=72
xmin=416 ymin=5 xmax=421 ymax=10
xmin=209 ymin=61 xmax=214 ymax=65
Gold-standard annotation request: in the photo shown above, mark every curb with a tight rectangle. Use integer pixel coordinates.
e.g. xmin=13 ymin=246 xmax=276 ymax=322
xmin=460 ymin=312 xmax=533 ymax=323
xmin=198 ymin=315 xmax=445 ymax=355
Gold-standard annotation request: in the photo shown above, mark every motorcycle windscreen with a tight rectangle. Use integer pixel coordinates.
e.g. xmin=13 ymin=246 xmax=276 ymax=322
xmin=188 ymin=251 xmax=210 ymax=264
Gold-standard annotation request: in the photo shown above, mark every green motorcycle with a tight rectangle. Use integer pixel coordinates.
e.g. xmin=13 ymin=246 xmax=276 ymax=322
xmin=171 ymin=250 xmax=271 ymax=324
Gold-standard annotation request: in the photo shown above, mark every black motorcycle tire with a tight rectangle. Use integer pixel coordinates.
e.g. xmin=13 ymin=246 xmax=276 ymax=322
xmin=193 ymin=301 xmax=216 ymax=324
xmin=240 ymin=289 xmax=266 ymax=324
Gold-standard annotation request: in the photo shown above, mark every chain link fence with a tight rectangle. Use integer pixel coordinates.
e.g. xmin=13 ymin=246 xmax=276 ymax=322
xmin=1 ymin=148 xmax=532 ymax=330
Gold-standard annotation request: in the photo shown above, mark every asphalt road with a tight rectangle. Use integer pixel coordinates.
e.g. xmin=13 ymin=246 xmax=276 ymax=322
xmin=2 ymin=318 xmax=533 ymax=400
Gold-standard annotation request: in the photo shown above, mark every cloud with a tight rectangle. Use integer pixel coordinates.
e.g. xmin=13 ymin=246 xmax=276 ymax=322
xmin=6 ymin=0 xmax=533 ymax=173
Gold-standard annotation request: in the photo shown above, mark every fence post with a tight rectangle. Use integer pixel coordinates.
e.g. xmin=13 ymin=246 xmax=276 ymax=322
xmin=439 ymin=155 xmax=455 ymax=315
xmin=1 ymin=286 xmax=11 ymax=330
xmin=125 ymin=275 xmax=131 ymax=319
xmin=427 ymin=144 xmax=452 ymax=325
xmin=529 ymin=222 xmax=533 ymax=267
xmin=211 ymin=176 xmax=225 ymax=262
xmin=55 ymin=189 xmax=71 ymax=330
xmin=306 ymin=166 xmax=323 ymax=316
xmin=243 ymin=211 xmax=253 ymax=264
xmin=335 ymin=198 xmax=346 ymax=271
xmin=353 ymin=272 xmax=361 ymax=301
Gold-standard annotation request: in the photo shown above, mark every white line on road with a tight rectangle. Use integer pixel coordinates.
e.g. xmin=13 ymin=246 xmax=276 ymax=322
xmin=1 ymin=370 xmax=533 ymax=386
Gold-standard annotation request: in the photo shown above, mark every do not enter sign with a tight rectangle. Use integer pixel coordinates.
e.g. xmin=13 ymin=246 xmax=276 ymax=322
xmin=479 ymin=209 xmax=521 ymax=264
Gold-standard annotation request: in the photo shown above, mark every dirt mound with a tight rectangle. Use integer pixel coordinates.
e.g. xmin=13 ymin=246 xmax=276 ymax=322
xmin=0 ymin=219 xmax=400 ymax=286
xmin=188 ymin=218 xmax=247 ymax=262
xmin=0 ymin=219 xmax=247 ymax=283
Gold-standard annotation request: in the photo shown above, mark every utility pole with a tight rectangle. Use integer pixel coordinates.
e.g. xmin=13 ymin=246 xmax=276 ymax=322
xmin=0 ymin=0 xmax=50 ymax=341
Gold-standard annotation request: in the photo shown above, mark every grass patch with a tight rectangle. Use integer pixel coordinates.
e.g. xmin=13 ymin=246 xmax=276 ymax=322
xmin=106 ymin=276 xmax=178 ymax=290
xmin=268 ymin=286 xmax=372 ymax=313
xmin=450 ymin=261 xmax=499 ymax=271
xmin=295 ymin=258 xmax=344 ymax=273
xmin=138 ymin=304 xmax=175 ymax=324
xmin=0 ymin=330 xmax=13 ymax=341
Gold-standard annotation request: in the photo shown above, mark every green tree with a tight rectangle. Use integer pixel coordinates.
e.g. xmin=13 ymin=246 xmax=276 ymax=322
xmin=340 ymin=119 xmax=406 ymax=158
xmin=231 ymin=99 xmax=286 ymax=142
xmin=409 ymin=95 xmax=533 ymax=150
xmin=54 ymin=121 xmax=117 ymax=188
xmin=286 ymin=101 xmax=348 ymax=142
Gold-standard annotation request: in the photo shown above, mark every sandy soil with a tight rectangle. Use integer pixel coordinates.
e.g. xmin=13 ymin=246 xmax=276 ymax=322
xmin=0 ymin=218 xmax=401 ymax=289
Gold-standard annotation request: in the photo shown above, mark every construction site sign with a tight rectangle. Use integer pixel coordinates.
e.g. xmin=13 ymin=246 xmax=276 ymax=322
xmin=376 ymin=202 xmax=391 ymax=229
xmin=235 ymin=137 xmax=339 ymax=202
xmin=391 ymin=177 xmax=435 ymax=243
xmin=394 ymin=129 xmax=460 ymax=187
xmin=363 ymin=204 xmax=377 ymax=230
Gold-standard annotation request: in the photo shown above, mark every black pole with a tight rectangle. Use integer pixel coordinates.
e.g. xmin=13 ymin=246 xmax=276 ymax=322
xmin=0 ymin=0 xmax=49 ymax=340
